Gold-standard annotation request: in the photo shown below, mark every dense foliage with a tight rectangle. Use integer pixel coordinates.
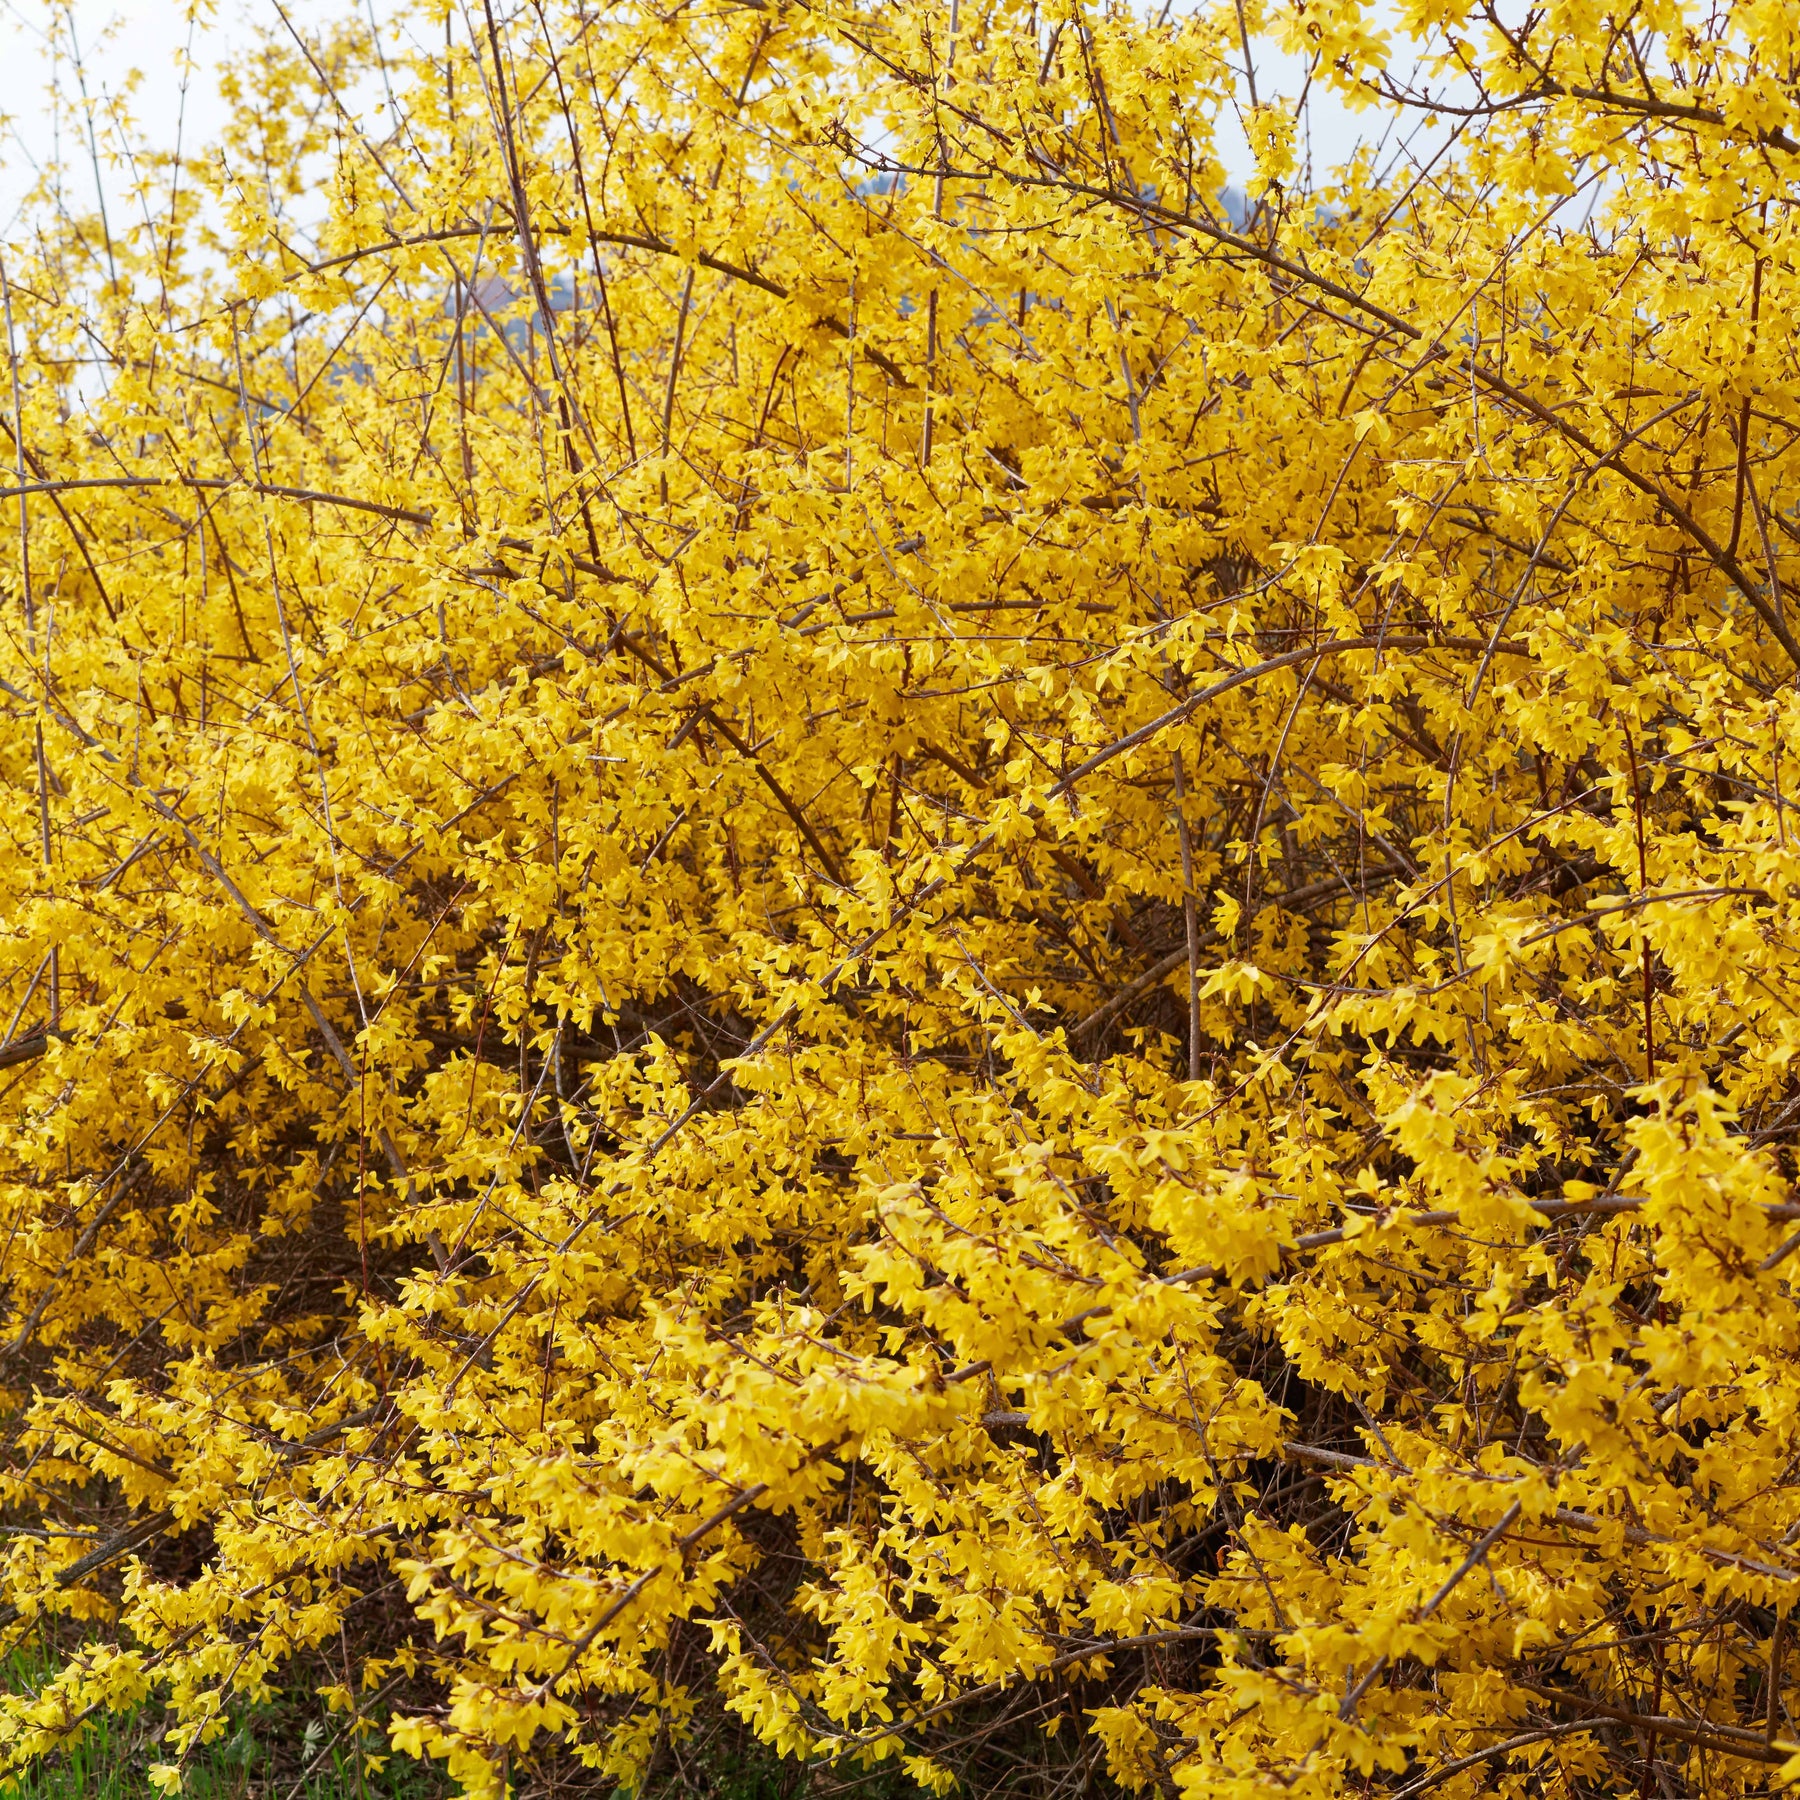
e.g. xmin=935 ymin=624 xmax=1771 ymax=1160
xmin=5 ymin=0 xmax=1800 ymax=1793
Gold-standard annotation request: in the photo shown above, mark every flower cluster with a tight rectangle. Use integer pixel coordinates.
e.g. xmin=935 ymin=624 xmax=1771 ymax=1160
xmin=3 ymin=1 xmax=1800 ymax=1794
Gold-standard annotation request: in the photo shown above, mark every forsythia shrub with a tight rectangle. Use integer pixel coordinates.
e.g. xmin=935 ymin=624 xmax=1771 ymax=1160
xmin=4 ymin=0 xmax=1800 ymax=1793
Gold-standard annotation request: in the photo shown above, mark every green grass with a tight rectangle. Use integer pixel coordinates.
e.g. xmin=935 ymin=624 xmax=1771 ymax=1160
xmin=0 ymin=1642 xmax=445 ymax=1800
xmin=0 ymin=1708 xmax=443 ymax=1800
xmin=0 ymin=1644 xmax=927 ymax=1799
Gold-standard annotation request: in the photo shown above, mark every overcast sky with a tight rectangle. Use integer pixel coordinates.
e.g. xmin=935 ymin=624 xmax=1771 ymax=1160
xmin=1 ymin=0 xmax=222 ymax=236
xmin=0 ymin=1 xmax=1420 ymax=250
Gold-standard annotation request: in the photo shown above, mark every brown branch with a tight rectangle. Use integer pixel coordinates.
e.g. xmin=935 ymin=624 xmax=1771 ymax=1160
xmin=1070 ymin=861 xmax=1408 ymax=1041
xmin=944 ymin=1186 xmax=1800 ymax=1386
xmin=609 ymin=631 xmax=850 ymax=886
xmin=1422 ymin=72 xmax=1800 ymax=156
xmin=902 ymin=156 xmax=1800 ymax=669
xmin=1388 ymin=1724 xmax=1602 ymax=1799
xmin=302 ymin=224 xmax=914 ymax=386
xmin=1515 ymin=1679 xmax=1789 ymax=1764
xmin=1048 ymin=637 xmax=1532 ymax=807
xmin=0 ymin=1511 xmax=171 ymax=1631
xmin=523 ymin=1480 xmax=773 ymax=1704
xmin=3 ymin=1163 xmax=149 ymax=1361
xmin=1340 ymin=1500 xmax=1523 ymax=1720
xmin=0 ymin=1031 xmax=51 ymax=1069
xmin=0 ymin=473 xmax=434 ymax=525
xmin=1284 ymin=1443 xmax=1800 ymax=1584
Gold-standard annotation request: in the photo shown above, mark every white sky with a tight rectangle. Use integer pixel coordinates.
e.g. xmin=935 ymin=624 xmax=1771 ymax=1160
xmin=0 ymin=1 xmax=1427 ymax=250
xmin=1 ymin=0 xmax=227 ymax=237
